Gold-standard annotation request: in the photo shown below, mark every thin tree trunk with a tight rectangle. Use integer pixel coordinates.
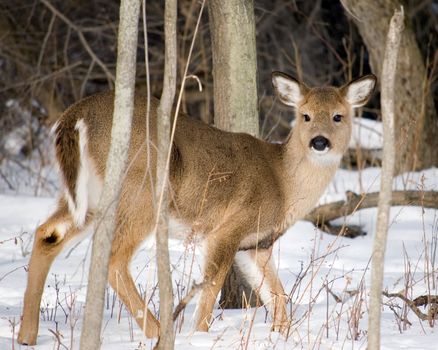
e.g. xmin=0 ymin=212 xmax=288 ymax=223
xmin=79 ymin=0 xmax=140 ymax=349
xmin=341 ymin=0 xmax=438 ymax=173
xmin=208 ymin=0 xmax=259 ymax=308
xmin=367 ymin=8 xmax=404 ymax=350
xmin=154 ymin=0 xmax=177 ymax=348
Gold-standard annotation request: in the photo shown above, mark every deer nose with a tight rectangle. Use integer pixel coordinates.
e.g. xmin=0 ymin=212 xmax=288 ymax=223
xmin=310 ymin=136 xmax=330 ymax=151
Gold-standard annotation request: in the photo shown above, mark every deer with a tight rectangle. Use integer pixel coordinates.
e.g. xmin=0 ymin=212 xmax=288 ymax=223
xmin=17 ymin=71 xmax=376 ymax=345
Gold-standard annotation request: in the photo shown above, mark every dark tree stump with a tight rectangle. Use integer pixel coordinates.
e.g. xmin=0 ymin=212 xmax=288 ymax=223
xmin=219 ymin=263 xmax=259 ymax=309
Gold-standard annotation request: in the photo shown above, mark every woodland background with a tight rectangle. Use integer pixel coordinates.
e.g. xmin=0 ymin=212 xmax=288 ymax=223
xmin=0 ymin=0 xmax=436 ymax=176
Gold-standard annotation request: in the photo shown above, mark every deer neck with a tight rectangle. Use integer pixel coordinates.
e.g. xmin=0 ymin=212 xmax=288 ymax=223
xmin=276 ymin=131 xmax=339 ymax=231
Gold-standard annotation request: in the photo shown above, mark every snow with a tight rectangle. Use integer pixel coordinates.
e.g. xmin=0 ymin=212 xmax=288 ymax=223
xmin=349 ymin=117 xmax=382 ymax=150
xmin=0 ymin=165 xmax=438 ymax=349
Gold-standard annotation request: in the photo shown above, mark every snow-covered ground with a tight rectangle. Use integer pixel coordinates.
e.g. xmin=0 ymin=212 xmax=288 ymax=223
xmin=1 ymin=118 xmax=437 ymax=349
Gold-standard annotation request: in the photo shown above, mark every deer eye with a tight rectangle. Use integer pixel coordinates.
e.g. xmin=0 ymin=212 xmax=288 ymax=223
xmin=333 ymin=114 xmax=342 ymax=123
xmin=303 ymin=114 xmax=311 ymax=122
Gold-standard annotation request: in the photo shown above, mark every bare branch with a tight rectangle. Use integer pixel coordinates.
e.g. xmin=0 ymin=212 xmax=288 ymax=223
xmin=40 ymin=0 xmax=115 ymax=85
xmin=173 ymin=282 xmax=205 ymax=321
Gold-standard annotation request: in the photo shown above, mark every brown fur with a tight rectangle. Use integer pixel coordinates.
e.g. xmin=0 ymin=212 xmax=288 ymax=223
xmin=54 ymin=118 xmax=79 ymax=203
xmin=17 ymin=73 xmax=376 ymax=345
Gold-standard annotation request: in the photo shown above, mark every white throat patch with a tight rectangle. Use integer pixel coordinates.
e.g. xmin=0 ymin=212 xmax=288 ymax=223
xmin=308 ymin=150 xmax=342 ymax=166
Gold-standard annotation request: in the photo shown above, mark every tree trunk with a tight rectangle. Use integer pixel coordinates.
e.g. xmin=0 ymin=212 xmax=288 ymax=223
xmin=208 ymin=0 xmax=259 ymax=137
xmin=368 ymin=8 xmax=404 ymax=350
xmin=219 ymin=261 xmax=259 ymax=309
xmin=154 ymin=0 xmax=177 ymax=349
xmin=208 ymin=0 xmax=259 ymax=309
xmin=79 ymin=0 xmax=140 ymax=349
xmin=342 ymin=0 xmax=438 ymax=173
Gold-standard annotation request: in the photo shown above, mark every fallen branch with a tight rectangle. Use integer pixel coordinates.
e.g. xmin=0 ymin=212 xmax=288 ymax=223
xmin=383 ymin=291 xmax=438 ymax=326
xmin=305 ymin=190 xmax=438 ymax=237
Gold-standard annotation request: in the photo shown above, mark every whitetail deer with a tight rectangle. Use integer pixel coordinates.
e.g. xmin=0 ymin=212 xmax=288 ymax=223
xmin=17 ymin=72 xmax=376 ymax=345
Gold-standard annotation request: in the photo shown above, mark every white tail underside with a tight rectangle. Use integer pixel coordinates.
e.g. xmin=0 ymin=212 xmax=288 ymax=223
xmin=65 ymin=119 xmax=102 ymax=227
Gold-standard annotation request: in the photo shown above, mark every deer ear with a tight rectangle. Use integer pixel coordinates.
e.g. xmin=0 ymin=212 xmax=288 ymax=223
xmin=272 ymin=72 xmax=307 ymax=107
xmin=342 ymin=74 xmax=377 ymax=108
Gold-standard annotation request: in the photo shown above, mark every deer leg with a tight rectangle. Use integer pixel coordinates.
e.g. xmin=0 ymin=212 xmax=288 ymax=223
xmin=234 ymin=247 xmax=289 ymax=334
xmin=195 ymin=226 xmax=242 ymax=332
xmin=17 ymin=200 xmax=88 ymax=345
xmin=107 ymin=196 xmax=160 ymax=338
xmin=108 ymin=255 xmax=160 ymax=338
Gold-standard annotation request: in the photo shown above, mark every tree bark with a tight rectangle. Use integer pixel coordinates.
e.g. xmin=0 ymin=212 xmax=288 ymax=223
xmin=367 ymin=8 xmax=404 ymax=350
xmin=341 ymin=0 xmax=438 ymax=173
xmin=154 ymin=0 xmax=177 ymax=349
xmin=208 ymin=0 xmax=259 ymax=309
xmin=79 ymin=1 xmax=140 ymax=349
xmin=208 ymin=0 xmax=259 ymax=136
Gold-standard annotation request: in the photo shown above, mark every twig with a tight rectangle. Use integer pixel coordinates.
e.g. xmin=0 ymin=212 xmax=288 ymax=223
xmin=36 ymin=12 xmax=56 ymax=74
xmin=0 ymin=265 xmax=27 ymax=283
xmin=173 ymin=282 xmax=205 ymax=321
xmin=0 ymin=168 xmax=14 ymax=190
xmin=48 ymin=328 xmax=68 ymax=350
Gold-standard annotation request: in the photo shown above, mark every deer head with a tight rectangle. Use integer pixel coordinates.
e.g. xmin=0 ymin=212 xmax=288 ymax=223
xmin=272 ymin=72 xmax=376 ymax=166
